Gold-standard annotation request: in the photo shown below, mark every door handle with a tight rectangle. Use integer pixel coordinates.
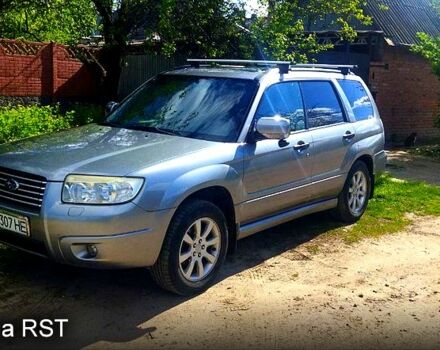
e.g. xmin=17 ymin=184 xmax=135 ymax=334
xmin=343 ymin=131 xmax=355 ymax=140
xmin=293 ymin=141 xmax=310 ymax=151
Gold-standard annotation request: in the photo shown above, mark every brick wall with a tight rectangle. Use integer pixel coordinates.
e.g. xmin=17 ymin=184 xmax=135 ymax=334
xmin=0 ymin=39 xmax=101 ymax=103
xmin=370 ymin=45 xmax=440 ymax=143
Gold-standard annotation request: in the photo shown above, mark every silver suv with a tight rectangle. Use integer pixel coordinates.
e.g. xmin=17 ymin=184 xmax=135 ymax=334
xmin=0 ymin=59 xmax=386 ymax=295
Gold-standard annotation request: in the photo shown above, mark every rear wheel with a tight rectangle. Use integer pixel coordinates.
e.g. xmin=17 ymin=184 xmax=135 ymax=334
xmin=150 ymin=199 xmax=228 ymax=295
xmin=333 ymin=161 xmax=371 ymax=223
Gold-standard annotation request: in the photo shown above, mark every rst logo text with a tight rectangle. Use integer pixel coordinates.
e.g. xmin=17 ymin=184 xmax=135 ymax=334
xmin=1 ymin=319 xmax=68 ymax=338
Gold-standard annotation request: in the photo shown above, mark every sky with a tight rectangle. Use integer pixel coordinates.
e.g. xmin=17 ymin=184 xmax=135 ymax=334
xmin=241 ymin=0 xmax=266 ymax=17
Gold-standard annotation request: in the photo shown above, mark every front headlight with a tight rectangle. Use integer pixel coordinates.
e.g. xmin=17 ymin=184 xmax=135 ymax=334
xmin=62 ymin=175 xmax=144 ymax=204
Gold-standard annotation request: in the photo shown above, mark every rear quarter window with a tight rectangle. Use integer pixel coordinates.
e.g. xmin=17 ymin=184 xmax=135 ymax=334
xmin=338 ymin=80 xmax=374 ymax=121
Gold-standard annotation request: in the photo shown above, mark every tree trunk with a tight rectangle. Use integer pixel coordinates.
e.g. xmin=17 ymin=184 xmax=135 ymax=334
xmin=99 ymin=44 xmax=123 ymax=101
xmin=92 ymin=0 xmax=125 ymax=101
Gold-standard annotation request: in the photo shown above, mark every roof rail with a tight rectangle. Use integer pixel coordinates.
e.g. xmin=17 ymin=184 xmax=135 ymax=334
xmin=186 ymin=59 xmax=357 ymax=75
xmin=187 ymin=59 xmax=291 ymax=74
xmin=291 ymin=63 xmax=357 ymax=75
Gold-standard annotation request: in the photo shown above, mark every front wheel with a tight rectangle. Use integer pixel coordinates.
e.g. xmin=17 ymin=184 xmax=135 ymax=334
xmin=333 ymin=161 xmax=371 ymax=223
xmin=150 ymin=199 xmax=228 ymax=295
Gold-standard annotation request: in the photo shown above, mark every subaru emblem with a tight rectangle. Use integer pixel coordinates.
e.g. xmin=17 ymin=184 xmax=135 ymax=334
xmin=5 ymin=178 xmax=20 ymax=191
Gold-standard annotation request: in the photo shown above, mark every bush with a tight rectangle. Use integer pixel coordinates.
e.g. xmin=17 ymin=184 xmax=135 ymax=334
xmin=67 ymin=103 xmax=104 ymax=126
xmin=0 ymin=103 xmax=105 ymax=144
xmin=0 ymin=105 xmax=73 ymax=144
xmin=411 ymin=145 xmax=440 ymax=160
xmin=435 ymin=114 xmax=440 ymax=129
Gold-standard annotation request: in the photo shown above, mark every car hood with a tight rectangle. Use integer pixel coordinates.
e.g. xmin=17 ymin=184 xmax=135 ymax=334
xmin=0 ymin=124 xmax=216 ymax=181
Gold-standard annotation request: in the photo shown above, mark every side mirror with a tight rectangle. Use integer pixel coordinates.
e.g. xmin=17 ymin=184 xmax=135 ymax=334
xmin=256 ymin=115 xmax=291 ymax=140
xmin=105 ymin=101 xmax=119 ymax=116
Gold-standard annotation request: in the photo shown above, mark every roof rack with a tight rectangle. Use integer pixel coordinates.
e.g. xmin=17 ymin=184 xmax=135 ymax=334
xmin=187 ymin=59 xmax=291 ymax=74
xmin=291 ymin=64 xmax=357 ymax=75
xmin=187 ymin=59 xmax=357 ymax=75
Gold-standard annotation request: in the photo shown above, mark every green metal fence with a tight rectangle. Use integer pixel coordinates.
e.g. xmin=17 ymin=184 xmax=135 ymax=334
xmin=118 ymin=53 xmax=185 ymax=97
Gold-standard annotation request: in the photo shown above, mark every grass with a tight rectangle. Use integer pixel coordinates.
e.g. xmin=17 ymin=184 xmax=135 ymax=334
xmin=329 ymin=173 xmax=440 ymax=243
xmin=306 ymin=244 xmax=320 ymax=255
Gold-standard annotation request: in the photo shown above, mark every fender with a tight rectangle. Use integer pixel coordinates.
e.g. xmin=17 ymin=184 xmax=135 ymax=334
xmin=157 ymin=164 xmax=243 ymax=210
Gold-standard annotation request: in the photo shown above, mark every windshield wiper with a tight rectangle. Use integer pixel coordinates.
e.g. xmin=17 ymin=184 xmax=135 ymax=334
xmin=100 ymin=122 xmax=186 ymax=137
xmin=98 ymin=121 xmax=121 ymax=128
xmin=153 ymin=126 xmax=185 ymax=136
xmin=123 ymin=124 xmax=186 ymax=137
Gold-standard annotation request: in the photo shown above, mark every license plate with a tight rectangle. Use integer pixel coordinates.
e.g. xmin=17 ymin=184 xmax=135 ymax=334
xmin=0 ymin=210 xmax=30 ymax=236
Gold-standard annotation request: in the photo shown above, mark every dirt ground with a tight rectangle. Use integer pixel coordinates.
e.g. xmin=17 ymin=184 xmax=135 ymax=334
xmin=386 ymin=149 xmax=440 ymax=185
xmin=0 ymin=150 xmax=439 ymax=350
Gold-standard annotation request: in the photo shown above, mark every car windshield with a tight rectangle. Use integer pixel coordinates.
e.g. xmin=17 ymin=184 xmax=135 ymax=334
xmin=106 ymin=75 xmax=258 ymax=142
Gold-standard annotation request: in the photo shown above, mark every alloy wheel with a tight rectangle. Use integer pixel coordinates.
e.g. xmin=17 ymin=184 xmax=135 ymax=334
xmin=178 ymin=217 xmax=221 ymax=282
xmin=348 ymin=170 xmax=368 ymax=215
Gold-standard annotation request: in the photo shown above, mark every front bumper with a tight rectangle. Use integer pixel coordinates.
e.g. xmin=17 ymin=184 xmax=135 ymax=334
xmin=0 ymin=182 xmax=175 ymax=268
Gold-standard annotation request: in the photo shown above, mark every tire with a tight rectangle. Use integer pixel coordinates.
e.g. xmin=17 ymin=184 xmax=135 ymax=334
xmin=333 ymin=161 xmax=371 ymax=223
xmin=150 ymin=199 xmax=228 ymax=295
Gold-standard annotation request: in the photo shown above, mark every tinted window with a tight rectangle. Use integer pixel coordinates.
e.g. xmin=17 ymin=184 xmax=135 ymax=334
xmin=338 ymin=79 xmax=374 ymax=121
xmin=255 ymin=82 xmax=305 ymax=131
xmin=300 ymin=81 xmax=344 ymax=128
xmin=108 ymin=75 xmax=257 ymax=142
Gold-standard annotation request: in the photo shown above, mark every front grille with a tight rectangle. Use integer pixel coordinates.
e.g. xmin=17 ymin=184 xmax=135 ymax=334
xmin=0 ymin=167 xmax=47 ymax=212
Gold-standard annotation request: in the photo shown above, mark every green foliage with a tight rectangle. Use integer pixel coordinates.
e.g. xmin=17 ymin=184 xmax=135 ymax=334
xmin=0 ymin=104 xmax=104 ymax=144
xmin=92 ymin=0 xmax=160 ymax=46
xmin=250 ymin=0 xmax=371 ymax=62
xmin=68 ymin=103 xmax=105 ymax=126
xmin=378 ymin=4 xmax=390 ymax=11
xmin=411 ymin=145 xmax=440 ymax=160
xmin=431 ymin=0 xmax=440 ymax=14
xmin=412 ymin=32 xmax=440 ymax=77
xmin=0 ymin=0 xmax=370 ymax=95
xmin=156 ymin=0 xmax=251 ymax=58
xmin=0 ymin=0 xmax=98 ymax=44
xmin=412 ymin=1 xmax=440 ymax=77
xmin=0 ymin=105 xmax=72 ymax=144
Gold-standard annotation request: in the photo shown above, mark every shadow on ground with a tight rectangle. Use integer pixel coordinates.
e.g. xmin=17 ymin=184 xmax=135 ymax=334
xmin=0 ymin=212 xmax=345 ymax=349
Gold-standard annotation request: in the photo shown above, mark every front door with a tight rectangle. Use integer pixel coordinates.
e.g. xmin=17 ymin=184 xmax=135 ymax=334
xmin=240 ymin=81 xmax=314 ymax=224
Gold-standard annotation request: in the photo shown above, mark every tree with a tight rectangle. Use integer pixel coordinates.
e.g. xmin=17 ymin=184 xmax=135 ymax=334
xmin=91 ymin=0 xmax=161 ymax=99
xmin=92 ymin=0 xmax=252 ymax=98
xmin=413 ymin=33 xmax=440 ymax=77
xmin=156 ymin=0 xmax=251 ymax=58
xmin=0 ymin=0 xmax=372 ymax=98
xmin=411 ymin=1 xmax=440 ymax=128
xmin=249 ymin=0 xmax=371 ymax=62
xmin=412 ymin=0 xmax=440 ymax=78
xmin=0 ymin=0 xmax=98 ymax=44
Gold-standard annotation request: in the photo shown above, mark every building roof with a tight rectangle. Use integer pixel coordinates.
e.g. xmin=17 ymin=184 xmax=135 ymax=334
xmin=365 ymin=0 xmax=440 ymax=45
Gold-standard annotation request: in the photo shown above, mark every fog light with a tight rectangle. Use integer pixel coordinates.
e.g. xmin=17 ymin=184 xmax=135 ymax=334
xmin=86 ymin=244 xmax=98 ymax=258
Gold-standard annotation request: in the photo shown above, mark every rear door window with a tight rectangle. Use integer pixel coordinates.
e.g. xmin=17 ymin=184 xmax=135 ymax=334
xmin=300 ymin=81 xmax=345 ymax=128
xmin=338 ymin=80 xmax=374 ymax=121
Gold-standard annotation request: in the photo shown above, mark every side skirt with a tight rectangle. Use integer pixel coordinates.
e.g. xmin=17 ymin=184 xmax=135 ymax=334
xmin=237 ymin=198 xmax=338 ymax=240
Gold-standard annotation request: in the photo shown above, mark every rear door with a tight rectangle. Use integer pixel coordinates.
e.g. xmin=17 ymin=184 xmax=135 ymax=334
xmin=300 ymin=80 xmax=356 ymax=201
